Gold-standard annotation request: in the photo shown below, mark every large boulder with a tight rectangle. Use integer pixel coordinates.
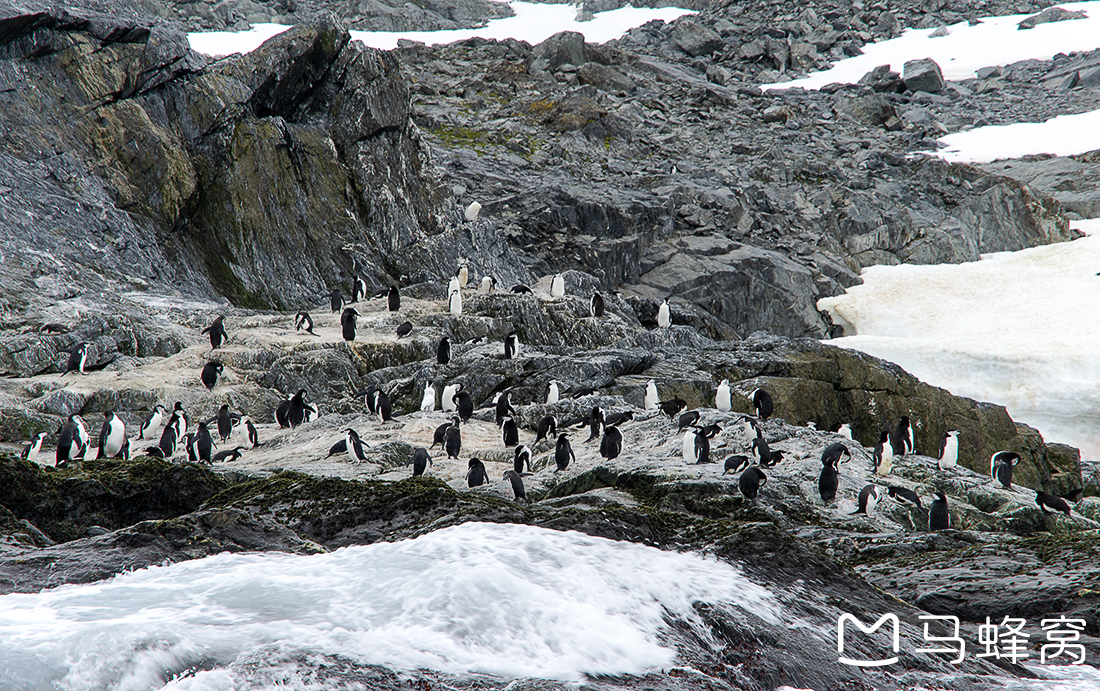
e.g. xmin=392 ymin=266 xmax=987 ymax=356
xmin=903 ymin=57 xmax=945 ymax=93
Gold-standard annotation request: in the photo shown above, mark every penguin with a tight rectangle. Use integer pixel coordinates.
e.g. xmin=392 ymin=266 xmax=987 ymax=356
xmin=739 ymin=415 xmax=763 ymax=440
xmin=503 ymin=470 xmax=528 ymax=504
xmin=55 ymin=418 xmax=85 ymax=466
xmin=600 ymin=425 xmax=623 ymax=461
xmin=513 ymin=444 xmax=531 ymax=474
xmin=535 ymin=415 xmax=557 ymax=444
xmin=751 ymin=389 xmax=774 ymax=420
xmin=409 ymin=447 xmax=431 ymax=477
xmin=139 ymin=404 xmax=167 ymax=440
xmin=387 ymin=286 xmax=401 ymax=312
xmin=437 ymin=336 xmax=451 ymax=365
xmin=495 ymin=392 xmax=516 ymax=427
xmin=184 ymin=433 xmax=198 ymax=463
xmin=240 ymin=415 xmax=260 ymax=448
xmin=550 ymin=273 xmax=565 ymax=298
xmin=327 ymin=439 xmax=348 ymax=458
xmin=341 ymin=307 xmax=359 ymax=341
xmin=444 ymin=425 xmax=462 ymax=460
xmin=723 ymin=455 xmax=751 ymax=475
xmin=693 ymin=428 xmax=711 ymax=464
xmin=851 ymin=484 xmax=882 ymax=515
xmin=836 ymin=423 xmax=852 ymax=439
xmin=510 ymin=284 xmax=533 ymax=294
xmin=157 ymin=423 xmax=177 ymax=459
xmin=396 ymin=321 xmax=413 ymax=338
xmin=479 ymin=275 xmax=496 ymax=293
xmin=70 ymin=414 xmax=90 ymax=454
xmin=588 ymin=292 xmax=606 ymax=319
xmin=502 ymin=417 xmax=519 ymax=447
xmin=288 ymin=390 xmax=308 ymax=427
xmin=644 ymin=379 xmax=658 ymax=411
xmin=448 ymin=275 xmax=461 ymax=298
xmin=216 ymin=404 xmax=233 ymax=443
xmin=656 ymin=298 xmax=671 ymax=328
xmin=938 ymin=430 xmax=960 ymax=471
xmin=194 ymin=422 xmax=214 ymax=463
xmin=1036 ymin=491 xmax=1072 ymax=516
xmin=325 ymin=289 xmax=345 ymax=313
xmin=168 ymin=402 xmax=187 ymax=439
xmin=682 ymin=428 xmax=698 ymax=464
xmin=275 ymin=399 xmax=290 ymax=428
xmin=818 ymin=443 xmax=848 ymax=469
xmin=41 ymin=323 xmax=69 ymax=334
xmin=21 ymin=432 xmax=48 ymax=464
xmin=752 ymin=436 xmax=783 ymax=467
xmin=545 ymin=380 xmax=560 ymax=405
xmin=465 ymin=201 xmax=481 ymax=222
xmin=873 ymin=430 xmax=894 ymax=477
xmin=376 ymin=391 xmax=393 ymax=422
xmin=448 ymin=289 xmax=463 ymax=315
xmin=819 ymin=456 xmax=840 ymax=505
xmin=143 ymin=445 xmax=166 ymax=459
xmin=893 ymin=416 xmax=914 ymax=455
xmin=202 ymin=316 xmax=228 ymax=351
xmin=604 ymin=411 xmax=634 ymax=427
xmin=457 ymin=261 xmax=470 ymax=289
xmin=739 ymin=466 xmax=767 ymax=500
xmin=715 ymin=379 xmax=731 ymax=412
xmin=455 ymin=390 xmax=474 ymax=423
xmin=200 ymin=361 xmax=223 ymax=391
xmin=96 ymin=411 xmax=126 ymax=459
xmin=887 ymin=486 xmax=923 ymax=509
xmin=431 ymin=416 xmax=458 ymax=449
xmin=504 ymin=331 xmax=520 ymax=359
xmin=346 ymin=428 xmax=369 ymax=463
xmin=554 ymin=433 xmax=575 ymax=472
xmin=303 ymin=402 xmax=318 ymax=423
xmin=585 ymin=406 xmax=604 ymax=443
xmin=362 ymin=385 xmax=379 ymax=415
xmin=659 ymin=399 xmax=687 ymax=419
xmin=61 ymin=342 xmax=88 ymax=376
xmin=352 ymin=275 xmax=367 ymax=303
xmin=420 ymin=382 xmax=436 ymax=413
xmin=213 ymin=447 xmax=245 ymax=463
xmin=466 ymin=458 xmax=489 ymax=487
xmin=678 ymin=410 xmax=701 ymax=432
xmin=991 ymin=451 xmax=1020 ymax=490
xmin=441 ymin=383 xmax=461 ymax=413
xmin=116 ymin=437 xmax=131 ymax=461
xmin=929 ymin=492 xmax=951 ymax=530
xmin=295 ymin=311 xmax=316 ymax=335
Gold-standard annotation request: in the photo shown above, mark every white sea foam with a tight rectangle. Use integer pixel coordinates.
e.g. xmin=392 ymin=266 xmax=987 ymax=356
xmin=188 ymin=2 xmax=694 ymax=56
xmin=818 ymin=219 xmax=1100 ymax=460
xmin=0 ymin=522 xmax=778 ymax=690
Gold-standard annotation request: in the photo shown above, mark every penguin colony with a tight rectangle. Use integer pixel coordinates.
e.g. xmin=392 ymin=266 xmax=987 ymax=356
xmin=17 ymin=261 xmax=1084 ymax=527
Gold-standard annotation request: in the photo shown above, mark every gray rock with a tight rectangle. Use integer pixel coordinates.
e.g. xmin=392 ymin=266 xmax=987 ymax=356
xmin=903 ymin=58 xmax=945 ymax=93
xmin=669 ymin=19 xmax=722 ymax=57
xmin=1017 ymin=6 xmax=1087 ymax=30
xmin=857 ymin=64 xmax=904 ymax=92
xmin=532 ymin=31 xmax=586 ymax=70
xmin=576 ymin=62 xmax=635 ymax=93
xmin=833 ymin=92 xmax=898 ymax=127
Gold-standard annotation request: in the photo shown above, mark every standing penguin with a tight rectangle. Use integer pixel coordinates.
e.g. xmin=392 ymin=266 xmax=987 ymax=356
xmin=444 ymin=425 xmax=462 ymax=460
xmin=139 ymin=404 xmax=167 ymax=440
xmin=376 ymin=391 xmax=393 ymax=422
xmin=682 ymin=428 xmax=699 ymax=464
xmin=287 ymin=390 xmax=308 ymax=426
xmin=96 ymin=411 xmax=126 ymax=459
xmin=352 ymin=275 xmax=367 ymax=303
xmin=56 ymin=417 xmax=85 ymax=466
xmin=836 ymin=423 xmax=853 ymax=439
xmin=325 ymin=289 xmax=345 ymax=313
xmin=457 ymin=261 xmax=470 ymax=290
xmin=455 ymin=390 xmax=474 ymax=423
xmin=387 ymin=286 xmax=401 ymax=312
xmin=61 ymin=343 xmax=88 ymax=376
xmin=819 ymin=456 xmax=840 ymax=505
xmin=715 ymin=379 xmax=731 ymax=412
xmin=240 ymin=415 xmax=260 ymax=448
xmin=656 ymin=298 xmax=671 ymax=328
xmin=545 ymin=380 xmax=560 ymax=405
xmin=501 ymin=417 xmax=519 ymax=447
xmin=502 ymin=470 xmax=528 ymax=504
xmin=751 ymin=389 xmax=774 ymax=420
xmin=420 ymin=382 xmax=436 ymax=413
xmin=345 ymin=428 xmax=369 ymax=463
xmin=554 ymin=433 xmax=575 ymax=472
xmin=216 ymin=404 xmax=233 ymax=443
xmin=693 ymin=428 xmax=711 ymax=465
xmin=341 ymin=307 xmax=359 ymax=341
xmin=441 ymin=382 xmax=461 ymax=413
xmin=991 ymin=451 xmax=1020 ymax=490
xmin=873 ymin=430 xmax=894 ymax=477
xmin=513 ymin=444 xmax=531 ymax=474
xmin=739 ymin=466 xmax=767 ymax=500
xmin=600 ymin=425 xmax=623 ymax=461
xmin=194 ymin=422 xmax=214 ymax=463
xmin=495 ymin=392 xmax=516 ymax=427
xmin=465 ymin=202 xmax=482 ymax=222
xmin=466 ymin=458 xmax=489 ymax=487
xmin=590 ymin=292 xmax=605 ymax=318
xmin=550 ymin=273 xmax=565 ymax=298
xmin=535 ymin=415 xmax=557 ymax=444
xmin=893 ymin=416 xmax=914 ymax=455
xmin=939 ymin=430 xmax=960 ymax=471
xmin=479 ymin=276 xmax=496 ymax=293
xmin=449 ymin=289 xmax=463 ymax=315
xmin=409 ymin=447 xmax=431 ymax=477
xmin=851 ymin=484 xmax=882 ymax=515
xmin=504 ymin=331 xmax=520 ymax=359
xmin=929 ymin=492 xmax=951 ymax=530
xmin=200 ymin=361 xmax=223 ymax=391
xmin=157 ymin=422 xmax=177 ymax=459
xmin=202 ymin=316 xmax=228 ymax=351
xmin=644 ymin=379 xmax=658 ymax=411
xmin=437 ymin=336 xmax=451 ymax=365
xmin=21 ymin=432 xmax=48 ymax=464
